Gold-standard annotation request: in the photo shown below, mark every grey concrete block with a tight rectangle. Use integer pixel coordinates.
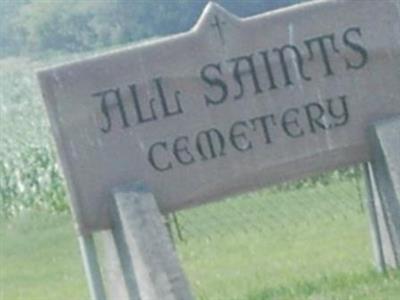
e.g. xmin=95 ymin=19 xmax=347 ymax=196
xmin=111 ymin=184 xmax=194 ymax=300
xmin=368 ymin=116 xmax=400 ymax=269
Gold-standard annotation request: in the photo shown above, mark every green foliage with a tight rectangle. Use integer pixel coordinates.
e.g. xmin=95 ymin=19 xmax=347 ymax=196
xmin=0 ymin=145 xmax=67 ymax=216
xmin=0 ymin=0 xmax=30 ymax=56
xmin=11 ymin=0 xmax=203 ymax=54
xmin=1 ymin=0 xmax=305 ymax=56
xmin=14 ymin=1 xmax=103 ymax=53
xmin=0 ymin=58 xmax=67 ymax=217
xmin=274 ymin=166 xmax=362 ymax=192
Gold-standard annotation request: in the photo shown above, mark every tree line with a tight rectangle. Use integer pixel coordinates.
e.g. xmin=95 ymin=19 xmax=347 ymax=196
xmin=0 ymin=0 xmax=303 ymax=57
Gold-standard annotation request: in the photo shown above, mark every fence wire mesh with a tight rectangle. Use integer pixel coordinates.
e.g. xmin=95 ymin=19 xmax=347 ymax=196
xmin=170 ymin=168 xmax=364 ymax=241
xmin=168 ymin=168 xmax=374 ymax=300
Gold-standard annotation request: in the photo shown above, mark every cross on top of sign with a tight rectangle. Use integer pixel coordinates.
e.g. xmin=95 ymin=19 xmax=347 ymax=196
xmin=210 ymin=14 xmax=226 ymax=44
xmin=194 ymin=1 xmax=240 ymax=45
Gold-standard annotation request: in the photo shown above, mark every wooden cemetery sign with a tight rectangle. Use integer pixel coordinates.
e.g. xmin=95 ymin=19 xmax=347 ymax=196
xmin=38 ymin=0 xmax=400 ymax=299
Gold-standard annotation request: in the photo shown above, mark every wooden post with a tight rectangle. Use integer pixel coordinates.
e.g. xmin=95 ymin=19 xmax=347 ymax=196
xmin=78 ymin=235 xmax=107 ymax=300
xmin=367 ymin=116 xmax=400 ymax=269
xmin=111 ymin=183 xmax=194 ymax=300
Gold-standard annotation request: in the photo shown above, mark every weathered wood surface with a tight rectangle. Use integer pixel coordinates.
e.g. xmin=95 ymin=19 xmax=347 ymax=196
xmin=38 ymin=0 xmax=400 ymax=233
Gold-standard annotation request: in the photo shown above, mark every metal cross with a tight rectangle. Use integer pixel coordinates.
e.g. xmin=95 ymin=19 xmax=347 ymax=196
xmin=210 ymin=14 xmax=226 ymax=45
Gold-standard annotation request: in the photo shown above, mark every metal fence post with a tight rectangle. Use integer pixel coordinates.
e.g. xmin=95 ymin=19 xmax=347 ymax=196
xmin=78 ymin=234 xmax=107 ymax=300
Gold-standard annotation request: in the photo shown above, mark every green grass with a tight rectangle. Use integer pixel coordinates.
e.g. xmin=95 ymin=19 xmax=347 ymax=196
xmin=1 ymin=181 xmax=400 ymax=300
xmin=0 ymin=213 xmax=90 ymax=300
xmin=174 ymin=180 xmax=400 ymax=299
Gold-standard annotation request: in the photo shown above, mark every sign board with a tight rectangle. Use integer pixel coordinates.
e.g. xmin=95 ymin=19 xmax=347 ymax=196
xmin=38 ymin=0 xmax=400 ymax=234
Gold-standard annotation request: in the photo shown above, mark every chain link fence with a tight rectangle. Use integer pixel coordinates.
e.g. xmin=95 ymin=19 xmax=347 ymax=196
xmin=167 ymin=167 xmax=374 ymax=299
xmin=170 ymin=168 xmax=364 ymax=241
